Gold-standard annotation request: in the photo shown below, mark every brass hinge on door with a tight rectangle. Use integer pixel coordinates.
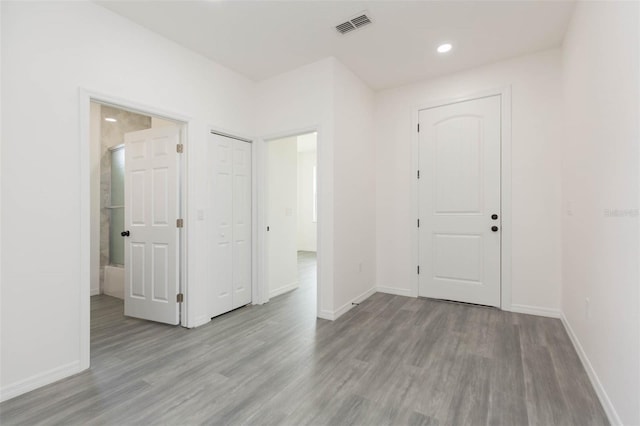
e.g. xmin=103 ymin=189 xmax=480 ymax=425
xmin=176 ymin=143 xmax=184 ymax=153
xmin=176 ymin=218 xmax=184 ymax=228
xmin=417 ymin=265 xmax=420 ymax=274
xmin=417 ymin=123 xmax=420 ymax=132
xmin=176 ymin=293 xmax=184 ymax=303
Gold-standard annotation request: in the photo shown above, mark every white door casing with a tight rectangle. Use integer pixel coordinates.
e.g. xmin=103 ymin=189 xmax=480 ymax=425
xmin=124 ymin=126 xmax=181 ymax=325
xmin=209 ymin=133 xmax=252 ymax=317
xmin=418 ymin=95 xmax=501 ymax=307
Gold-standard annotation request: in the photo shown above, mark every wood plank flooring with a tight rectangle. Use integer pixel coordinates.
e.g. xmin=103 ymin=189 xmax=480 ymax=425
xmin=0 ymin=252 xmax=608 ymax=425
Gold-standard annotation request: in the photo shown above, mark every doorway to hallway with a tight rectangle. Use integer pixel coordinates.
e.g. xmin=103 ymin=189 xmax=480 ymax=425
xmin=266 ymin=132 xmax=318 ymax=308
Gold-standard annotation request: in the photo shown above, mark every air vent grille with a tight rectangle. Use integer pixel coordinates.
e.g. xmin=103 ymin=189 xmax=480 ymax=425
xmin=335 ymin=12 xmax=372 ymax=35
xmin=351 ymin=15 xmax=371 ymax=28
xmin=336 ymin=21 xmax=357 ymax=35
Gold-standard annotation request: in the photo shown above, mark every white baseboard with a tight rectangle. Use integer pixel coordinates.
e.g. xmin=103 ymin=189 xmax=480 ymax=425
xmin=509 ymin=304 xmax=561 ymax=318
xmin=376 ymin=286 xmax=413 ymax=297
xmin=317 ymin=309 xmax=334 ymax=320
xmin=188 ymin=315 xmax=211 ymax=329
xmin=0 ymin=360 xmax=82 ymax=403
xmin=560 ymin=313 xmax=621 ymax=426
xmin=90 ymin=288 xmax=100 ymax=296
xmin=269 ymin=281 xmax=298 ymax=299
xmin=319 ymin=287 xmax=377 ymax=321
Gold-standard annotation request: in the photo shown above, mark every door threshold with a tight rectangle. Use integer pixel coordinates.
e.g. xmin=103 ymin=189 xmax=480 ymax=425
xmin=418 ymin=296 xmax=499 ymax=310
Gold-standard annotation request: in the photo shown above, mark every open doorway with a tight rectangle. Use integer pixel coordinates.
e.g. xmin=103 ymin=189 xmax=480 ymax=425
xmin=89 ymin=101 xmax=184 ymax=326
xmin=266 ymin=132 xmax=318 ymax=311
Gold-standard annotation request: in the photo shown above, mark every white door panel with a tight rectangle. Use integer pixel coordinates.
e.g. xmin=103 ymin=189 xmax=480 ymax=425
xmin=208 ymin=133 xmax=252 ymax=317
xmin=124 ymin=127 xmax=180 ymax=325
xmin=210 ymin=136 xmax=234 ymax=316
xmin=232 ymin=142 xmax=252 ymax=308
xmin=419 ymin=96 xmax=501 ymax=307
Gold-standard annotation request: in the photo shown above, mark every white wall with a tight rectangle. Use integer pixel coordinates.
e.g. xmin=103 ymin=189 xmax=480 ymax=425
xmin=1 ymin=0 xmax=254 ymax=401
xmin=332 ymin=61 xmax=377 ymax=316
xmin=255 ymin=58 xmax=336 ymax=317
xmin=267 ymin=137 xmax=299 ymax=298
xmin=374 ymin=49 xmax=563 ymax=312
xmin=561 ymin=2 xmax=640 ymax=424
xmin=256 ymin=58 xmax=377 ymax=319
xmin=297 ymin=137 xmax=317 ymax=252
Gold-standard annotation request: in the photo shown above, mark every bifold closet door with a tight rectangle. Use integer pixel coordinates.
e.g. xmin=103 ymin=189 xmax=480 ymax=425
xmin=232 ymin=141 xmax=252 ymax=308
xmin=209 ymin=133 xmax=252 ymax=318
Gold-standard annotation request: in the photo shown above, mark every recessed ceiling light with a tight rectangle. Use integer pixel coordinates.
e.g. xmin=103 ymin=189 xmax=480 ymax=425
xmin=104 ymin=117 xmax=117 ymax=122
xmin=437 ymin=43 xmax=453 ymax=54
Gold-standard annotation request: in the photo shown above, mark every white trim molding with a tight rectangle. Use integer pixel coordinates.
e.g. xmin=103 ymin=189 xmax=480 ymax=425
xmin=269 ymin=281 xmax=299 ymax=299
xmin=319 ymin=287 xmax=376 ymax=321
xmin=78 ymin=88 xmax=193 ymax=370
xmin=0 ymin=361 xmax=81 ymax=403
xmin=258 ymin=126 xmax=328 ymax=317
xmin=508 ymin=304 xmax=561 ymax=318
xmin=191 ymin=315 xmax=213 ymax=329
xmin=376 ymin=286 xmax=413 ymax=297
xmin=411 ymin=86 xmax=513 ymax=310
xmin=560 ymin=313 xmax=622 ymax=426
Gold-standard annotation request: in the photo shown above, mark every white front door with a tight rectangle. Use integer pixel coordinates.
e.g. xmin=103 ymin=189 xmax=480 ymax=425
xmin=124 ymin=126 xmax=181 ymax=325
xmin=418 ymin=95 xmax=501 ymax=307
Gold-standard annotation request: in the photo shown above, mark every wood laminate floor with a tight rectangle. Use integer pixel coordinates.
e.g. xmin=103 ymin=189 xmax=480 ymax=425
xmin=0 ymin=252 xmax=608 ymax=425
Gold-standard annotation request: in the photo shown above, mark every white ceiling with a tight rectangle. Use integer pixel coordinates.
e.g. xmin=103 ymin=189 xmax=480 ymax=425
xmin=97 ymin=0 xmax=575 ymax=90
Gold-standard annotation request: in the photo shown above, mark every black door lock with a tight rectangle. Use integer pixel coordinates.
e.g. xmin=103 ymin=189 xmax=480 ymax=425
xmin=491 ymin=226 xmax=499 ymax=232
xmin=491 ymin=214 xmax=499 ymax=220
xmin=121 ymin=230 xmax=130 ymax=237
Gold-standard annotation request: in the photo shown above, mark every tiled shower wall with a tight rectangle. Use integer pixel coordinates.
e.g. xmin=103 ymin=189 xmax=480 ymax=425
xmin=99 ymin=105 xmax=151 ymax=291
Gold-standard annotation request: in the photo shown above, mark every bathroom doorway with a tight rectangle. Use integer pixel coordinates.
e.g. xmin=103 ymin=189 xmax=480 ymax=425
xmin=89 ymin=101 xmax=184 ymax=325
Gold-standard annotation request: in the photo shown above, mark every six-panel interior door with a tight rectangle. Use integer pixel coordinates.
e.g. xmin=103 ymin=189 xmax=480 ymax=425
xmin=418 ymin=95 xmax=501 ymax=307
xmin=209 ymin=133 xmax=252 ymax=318
xmin=124 ymin=126 xmax=181 ymax=325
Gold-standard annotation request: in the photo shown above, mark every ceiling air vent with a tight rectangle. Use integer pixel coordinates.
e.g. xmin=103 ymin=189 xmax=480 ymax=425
xmin=335 ymin=12 xmax=372 ymax=35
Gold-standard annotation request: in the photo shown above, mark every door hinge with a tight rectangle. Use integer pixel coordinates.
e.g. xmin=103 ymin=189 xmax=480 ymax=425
xmin=176 ymin=218 xmax=184 ymax=228
xmin=417 ymin=219 xmax=420 ymax=228
xmin=417 ymin=170 xmax=420 ymax=179
xmin=417 ymin=123 xmax=420 ymax=132
xmin=176 ymin=293 xmax=184 ymax=303
xmin=417 ymin=265 xmax=420 ymax=274
xmin=176 ymin=143 xmax=184 ymax=153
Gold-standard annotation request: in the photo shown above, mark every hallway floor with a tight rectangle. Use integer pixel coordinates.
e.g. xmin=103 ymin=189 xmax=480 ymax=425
xmin=0 ymin=251 xmax=607 ymax=425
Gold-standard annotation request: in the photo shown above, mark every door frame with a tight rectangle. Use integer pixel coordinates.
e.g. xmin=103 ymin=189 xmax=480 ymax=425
xmin=79 ymin=88 xmax=191 ymax=370
xmin=411 ymin=86 xmax=512 ymax=310
xmin=257 ymin=126 xmax=323 ymax=317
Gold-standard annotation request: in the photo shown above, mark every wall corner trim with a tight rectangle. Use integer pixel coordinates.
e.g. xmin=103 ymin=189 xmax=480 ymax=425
xmin=560 ymin=313 xmax=622 ymax=426
xmin=0 ymin=361 xmax=83 ymax=403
